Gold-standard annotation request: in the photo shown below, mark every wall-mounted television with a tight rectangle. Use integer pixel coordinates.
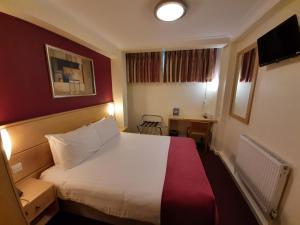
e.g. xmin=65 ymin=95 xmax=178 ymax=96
xmin=257 ymin=15 xmax=300 ymax=67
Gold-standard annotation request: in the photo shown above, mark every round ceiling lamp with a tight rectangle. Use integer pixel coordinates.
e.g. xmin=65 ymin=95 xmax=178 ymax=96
xmin=155 ymin=1 xmax=187 ymax=22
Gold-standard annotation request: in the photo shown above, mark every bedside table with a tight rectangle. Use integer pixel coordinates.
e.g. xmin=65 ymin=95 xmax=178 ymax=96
xmin=16 ymin=178 xmax=59 ymax=225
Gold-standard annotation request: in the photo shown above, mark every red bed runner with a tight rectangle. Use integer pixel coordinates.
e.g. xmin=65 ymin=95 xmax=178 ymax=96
xmin=161 ymin=137 xmax=219 ymax=225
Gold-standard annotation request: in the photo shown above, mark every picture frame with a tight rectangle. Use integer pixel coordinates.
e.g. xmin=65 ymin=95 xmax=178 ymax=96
xmin=45 ymin=44 xmax=96 ymax=98
xmin=173 ymin=107 xmax=180 ymax=116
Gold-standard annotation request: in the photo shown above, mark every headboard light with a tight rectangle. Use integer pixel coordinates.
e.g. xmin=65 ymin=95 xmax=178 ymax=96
xmin=0 ymin=129 xmax=12 ymax=160
xmin=107 ymin=102 xmax=115 ymax=117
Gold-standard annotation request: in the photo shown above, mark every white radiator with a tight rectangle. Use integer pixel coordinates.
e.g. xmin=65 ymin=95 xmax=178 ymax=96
xmin=235 ymin=135 xmax=290 ymax=219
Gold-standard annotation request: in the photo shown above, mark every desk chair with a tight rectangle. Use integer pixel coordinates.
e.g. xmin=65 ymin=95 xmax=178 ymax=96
xmin=187 ymin=121 xmax=211 ymax=151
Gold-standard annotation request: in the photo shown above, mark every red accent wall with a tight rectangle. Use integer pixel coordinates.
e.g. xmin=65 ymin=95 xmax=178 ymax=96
xmin=0 ymin=12 xmax=113 ymax=125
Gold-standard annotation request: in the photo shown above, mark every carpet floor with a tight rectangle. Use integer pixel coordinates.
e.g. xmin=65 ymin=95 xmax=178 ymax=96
xmin=199 ymin=150 xmax=259 ymax=225
xmin=47 ymin=150 xmax=259 ymax=225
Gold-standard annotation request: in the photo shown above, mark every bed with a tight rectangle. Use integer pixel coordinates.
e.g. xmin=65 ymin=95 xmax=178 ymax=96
xmin=40 ymin=118 xmax=218 ymax=225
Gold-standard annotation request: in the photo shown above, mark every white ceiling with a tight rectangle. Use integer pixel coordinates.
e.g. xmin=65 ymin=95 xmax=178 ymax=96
xmin=47 ymin=0 xmax=279 ymax=51
xmin=0 ymin=0 xmax=280 ymax=55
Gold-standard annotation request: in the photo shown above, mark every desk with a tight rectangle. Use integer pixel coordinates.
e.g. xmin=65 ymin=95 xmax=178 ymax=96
xmin=168 ymin=116 xmax=217 ymax=137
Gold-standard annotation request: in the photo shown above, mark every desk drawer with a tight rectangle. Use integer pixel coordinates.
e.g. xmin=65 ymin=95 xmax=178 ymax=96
xmin=23 ymin=187 xmax=55 ymax=223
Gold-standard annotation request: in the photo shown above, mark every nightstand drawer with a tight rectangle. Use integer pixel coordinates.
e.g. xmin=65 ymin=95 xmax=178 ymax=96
xmin=23 ymin=187 xmax=55 ymax=223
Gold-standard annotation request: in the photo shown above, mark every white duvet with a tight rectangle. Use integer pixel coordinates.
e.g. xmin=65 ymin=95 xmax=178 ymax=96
xmin=40 ymin=132 xmax=170 ymax=225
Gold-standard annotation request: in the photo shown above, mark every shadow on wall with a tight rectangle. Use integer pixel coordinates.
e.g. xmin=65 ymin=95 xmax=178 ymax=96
xmin=266 ymin=56 xmax=300 ymax=71
xmin=274 ymin=168 xmax=294 ymax=225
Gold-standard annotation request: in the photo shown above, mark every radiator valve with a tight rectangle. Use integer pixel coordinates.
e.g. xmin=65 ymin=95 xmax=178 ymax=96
xmin=270 ymin=209 xmax=278 ymax=219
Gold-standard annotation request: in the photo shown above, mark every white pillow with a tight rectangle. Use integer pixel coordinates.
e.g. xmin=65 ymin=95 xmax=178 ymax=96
xmin=90 ymin=117 xmax=119 ymax=144
xmin=45 ymin=125 xmax=102 ymax=169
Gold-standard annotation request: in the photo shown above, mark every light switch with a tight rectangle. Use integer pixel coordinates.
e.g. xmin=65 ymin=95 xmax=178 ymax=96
xmin=11 ymin=162 xmax=23 ymax=174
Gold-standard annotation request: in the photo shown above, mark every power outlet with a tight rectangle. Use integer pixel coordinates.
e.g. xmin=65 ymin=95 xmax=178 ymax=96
xmin=11 ymin=162 xmax=23 ymax=174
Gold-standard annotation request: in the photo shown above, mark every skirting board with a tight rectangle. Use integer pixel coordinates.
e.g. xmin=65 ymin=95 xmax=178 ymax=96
xmin=210 ymin=147 xmax=270 ymax=225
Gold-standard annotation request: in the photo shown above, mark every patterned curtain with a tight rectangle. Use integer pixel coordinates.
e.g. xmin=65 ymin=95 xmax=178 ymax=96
xmin=126 ymin=52 xmax=161 ymax=83
xmin=163 ymin=48 xmax=218 ymax=83
xmin=240 ymin=48 xmax=256 ymax=82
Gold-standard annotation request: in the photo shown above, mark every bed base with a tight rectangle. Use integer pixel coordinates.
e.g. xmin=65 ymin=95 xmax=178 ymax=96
xmin=59 ymin=200 xmax=154 ymax=225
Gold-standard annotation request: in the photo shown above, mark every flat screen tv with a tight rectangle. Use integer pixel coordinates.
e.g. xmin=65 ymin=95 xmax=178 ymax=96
xmin=257 ymin=15 xmax=300 ymax=67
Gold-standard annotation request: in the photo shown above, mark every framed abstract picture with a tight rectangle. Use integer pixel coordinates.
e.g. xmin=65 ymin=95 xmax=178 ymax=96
xmin=45 ymin=44 xmax=96 ymax=98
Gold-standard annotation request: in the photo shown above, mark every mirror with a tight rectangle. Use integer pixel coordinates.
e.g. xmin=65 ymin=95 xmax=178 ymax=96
xmin=230 ymin=44 xmax=258 ymax=124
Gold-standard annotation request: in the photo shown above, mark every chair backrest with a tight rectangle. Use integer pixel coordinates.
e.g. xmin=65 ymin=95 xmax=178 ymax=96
xmin=189 ymin=121 xmax=211 ymax=134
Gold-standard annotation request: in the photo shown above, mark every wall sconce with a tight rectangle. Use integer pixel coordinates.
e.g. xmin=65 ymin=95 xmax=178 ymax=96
xmin=107 ymin=102 xmax=115 ymax=117
xmin=0 ymin=129 xmax=12 ymax=160
xmin=0 ymin=128 xmax=23 ymax=197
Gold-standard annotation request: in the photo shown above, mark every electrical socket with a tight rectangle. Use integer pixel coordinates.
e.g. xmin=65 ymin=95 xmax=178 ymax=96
xmin=11 ymin=162 xmax=23 ymax=174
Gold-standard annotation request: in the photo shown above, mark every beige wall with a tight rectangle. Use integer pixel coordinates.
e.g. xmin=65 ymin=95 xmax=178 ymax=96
xmin=127 ymin=81 xmax=220 ymax=133
xmin=111 ymin=53 xmax=128 ymax=127
xmin=213 ymin=1 xmax=300 ymax=225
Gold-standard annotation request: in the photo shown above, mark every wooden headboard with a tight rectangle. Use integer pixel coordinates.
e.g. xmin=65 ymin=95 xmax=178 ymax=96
xmin=0 ymin=103 xmax=110 ymax=184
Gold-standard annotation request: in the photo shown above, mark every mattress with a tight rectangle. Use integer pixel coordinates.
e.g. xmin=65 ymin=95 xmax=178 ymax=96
xmin=41 ymin=132 xmax=170 ymax=225
xmin=41 ymin=133 xmax=218 ymax=225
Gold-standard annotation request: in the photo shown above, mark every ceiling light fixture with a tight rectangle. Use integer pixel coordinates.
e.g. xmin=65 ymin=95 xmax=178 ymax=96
xmin=155 ymin=1 xmax=187 ymax=22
